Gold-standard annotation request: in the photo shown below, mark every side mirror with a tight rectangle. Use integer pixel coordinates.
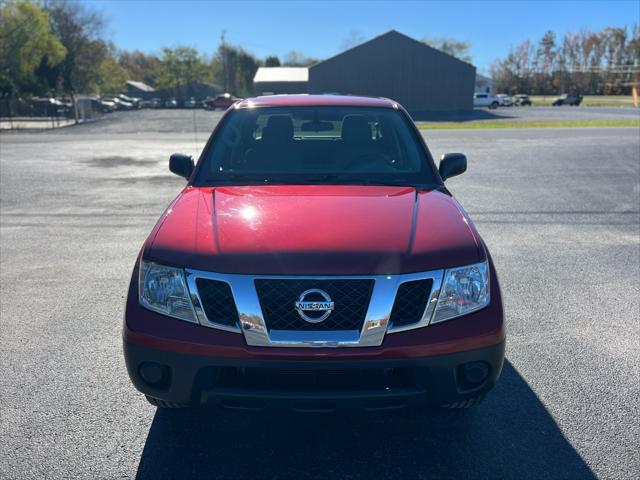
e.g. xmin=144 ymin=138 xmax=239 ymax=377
xmin=438 ymin=153 xmax=467 ymax=181
xmin=169 ymin=153 xmax=194 ymax=180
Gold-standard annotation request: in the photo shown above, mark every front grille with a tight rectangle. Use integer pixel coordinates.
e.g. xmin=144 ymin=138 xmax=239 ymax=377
xmin=255 ymin=279 xmax=374 ymax=331
xmin=195 ymin=278 xmax=239 ymax=328
xmin=388 ymin=279 xmax=433 ymax=327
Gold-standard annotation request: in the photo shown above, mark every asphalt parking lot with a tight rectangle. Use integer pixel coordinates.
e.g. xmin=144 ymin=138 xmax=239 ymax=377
xmin=1 ymin=109 xmax=639 ymax=479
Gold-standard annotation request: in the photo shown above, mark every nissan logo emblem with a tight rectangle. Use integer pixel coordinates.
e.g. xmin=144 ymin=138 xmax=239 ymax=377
xmin=294 ymin=289 xmax=335 ymax=323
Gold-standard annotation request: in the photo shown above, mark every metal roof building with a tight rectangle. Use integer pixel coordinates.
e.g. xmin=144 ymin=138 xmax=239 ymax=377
xmin=253 ymin=67 xmax=309 ymax=95
xmin=125 ymin=80 xmax=155 ymax=93
xmin=308 ymin=30 xmax=476 ymax=112
xmin=125 ymin=80 xmax=155 ymax=99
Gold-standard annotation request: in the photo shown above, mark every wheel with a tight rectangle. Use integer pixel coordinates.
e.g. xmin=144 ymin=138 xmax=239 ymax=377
xmin=145 ymin=395 xmax=189 ymax=409
xmin=439 ymin=393 xmax=486 ymax=410
xmin=490 ymin=102 xmax=499 ymax=109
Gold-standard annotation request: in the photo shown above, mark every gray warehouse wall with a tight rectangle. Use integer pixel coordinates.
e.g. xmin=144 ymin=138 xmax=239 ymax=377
xmin=309 ymin=31 xmax=475 ymax=112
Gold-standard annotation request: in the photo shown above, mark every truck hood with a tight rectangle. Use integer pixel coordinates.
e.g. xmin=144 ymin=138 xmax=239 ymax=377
xmin=145 ymin=185 xmax=484 ymax=275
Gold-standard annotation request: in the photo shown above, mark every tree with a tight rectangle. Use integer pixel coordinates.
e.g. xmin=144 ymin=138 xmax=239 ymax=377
xmin=625 ymin=24 xmax=640 ymax=90
xmin=582 ymin=30 xmax=606 ymax=94
xmin=118 ymin=50 xmax=159 ymax=86
xmin=422 ymin=37 xmax=472 ymax=63
xmin=214 ymin=43 xmax=260 ymax=96
xmin=533 ymin=30 xmax=557 ymax=94
xmin=45 ymin=0 xmax=108 ymax=92
xmin=97 ymin=57 xmax=127 ymax=94
xmin=282 ymin=50 xmax=318 ymax=66
xmin=155 ymin=46 xmax=207 ymax=89
xmin=264 ymin=55 xmax=281 ymax=67
xmin=490 ymin=24 xmax=639 ymax=96
xmin=490 ymin=39 xmax=535 ymax=94
xmin=0 ymin=1 xmax=66 ymax=95
xmin=341 ymin=30 xmax=366 ymax=51
xmin=601 ymin=27 xmax=629 ymax=94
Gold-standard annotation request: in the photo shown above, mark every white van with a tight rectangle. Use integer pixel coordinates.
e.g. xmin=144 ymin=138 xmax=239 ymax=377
xmin=474 ymin=93 xmax=500 ymax=109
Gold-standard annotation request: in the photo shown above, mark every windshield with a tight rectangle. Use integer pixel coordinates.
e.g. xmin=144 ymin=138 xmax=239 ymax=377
xmin=194 ymin=106 xmax=437 ymax=187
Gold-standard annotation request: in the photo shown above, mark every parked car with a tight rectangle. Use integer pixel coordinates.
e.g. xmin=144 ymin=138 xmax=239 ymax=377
xmin=552 ymin=93 xmax=583 ymax=106
xmin=203 ymin=93 xmax=239 ymax=110
xmin=512 ymin=94 xmax=532 ymax=106
xmin=164 ymin=98 xmax=178 ymax=108
xmin=183 ymin=97 xmax=198 ymax=108
xmin=104 ymin=96 xmax=135 ymax=110
xmin=123 ymin=94 xmax=505 ymax=411
xmin=30 ymin=97 xmax=71 ymax=116
xmin=118 ymin=94 xmax=141 ymax=109
xmin=97 ymin=99 xmax=116 ymax=113
xmin=473 ymin=93 xmax=500 ymax=109
xmin=496 ymin=94 xmax=513 ymax=106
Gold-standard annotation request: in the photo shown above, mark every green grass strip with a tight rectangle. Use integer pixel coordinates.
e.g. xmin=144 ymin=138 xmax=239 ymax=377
xmin=416 ymin=120 xmax=640 ymax=130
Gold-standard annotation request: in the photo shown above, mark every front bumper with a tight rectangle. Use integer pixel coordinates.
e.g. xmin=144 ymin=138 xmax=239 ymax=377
xmin=124 ymin=252 xmax=505 ymax=410
xmin=124 ymin=339 xmax=505 ymax=411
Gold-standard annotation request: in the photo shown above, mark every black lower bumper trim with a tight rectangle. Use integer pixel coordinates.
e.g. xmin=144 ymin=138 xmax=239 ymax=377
xmin=205 ymin=386 xmax=427 ymax=413
xmin=124 ymin=340 xmax=505 ymax=411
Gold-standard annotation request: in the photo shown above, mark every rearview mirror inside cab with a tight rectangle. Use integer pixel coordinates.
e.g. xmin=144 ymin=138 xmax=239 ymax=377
xmin=439 ymin=153 xmax=467 ymax=181
xmin=169 ymin=153 xmax=194 ymax=180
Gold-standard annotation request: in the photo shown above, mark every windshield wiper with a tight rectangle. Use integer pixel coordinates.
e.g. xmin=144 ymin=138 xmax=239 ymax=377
xmin=198 ymin=174 xmax=434 ymax=189
xmin=204 ymin=174 xmax=271 ymax=184
xmin=202 ymin=174 xmax=329 ymax=186
xmin=314 ymin=175 xmax=418 ymax=187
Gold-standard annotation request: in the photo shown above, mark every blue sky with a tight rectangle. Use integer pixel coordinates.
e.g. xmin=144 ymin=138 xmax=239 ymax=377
xmin=87 ymin=0 xmax=639 ymax=74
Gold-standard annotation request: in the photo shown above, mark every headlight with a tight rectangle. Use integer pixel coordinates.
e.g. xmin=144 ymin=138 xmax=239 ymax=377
xmin=139 ymin=260 xmax=197 ymax=323
xmin=432 ymin=261 xmax=490 ymax=324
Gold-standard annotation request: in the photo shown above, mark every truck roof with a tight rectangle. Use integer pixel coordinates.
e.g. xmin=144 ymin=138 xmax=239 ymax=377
xmin=235 ymin=94 xmax=398 ymax=109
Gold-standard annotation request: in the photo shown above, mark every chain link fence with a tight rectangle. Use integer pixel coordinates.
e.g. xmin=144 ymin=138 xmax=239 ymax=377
xmin=0 ymin=95 xmax=105 ymax=130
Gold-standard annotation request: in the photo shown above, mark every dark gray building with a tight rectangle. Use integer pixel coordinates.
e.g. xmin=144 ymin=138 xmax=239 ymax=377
xmin=308 ymin=30 xmax=476 ymax=112
xmin=253 ymin=67 xmax=309 ymax=95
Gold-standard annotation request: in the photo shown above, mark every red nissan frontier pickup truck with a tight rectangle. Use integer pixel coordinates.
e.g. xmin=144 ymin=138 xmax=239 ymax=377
xmin=123 ymin=95 xmax=505 ymax=411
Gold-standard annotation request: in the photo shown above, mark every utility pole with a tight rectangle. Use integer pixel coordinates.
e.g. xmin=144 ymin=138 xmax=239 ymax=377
xmin=221 ymin=30 xmax=228 ymax=93
xmin=71 ymin=90 xmax=79 ymax=125
xmin=633 ymin=67 xmax=639 ymax=108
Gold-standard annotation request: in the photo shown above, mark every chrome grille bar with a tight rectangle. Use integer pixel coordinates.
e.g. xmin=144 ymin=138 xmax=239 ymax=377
xmin=185 ymin=269 xmax=444 ymax=348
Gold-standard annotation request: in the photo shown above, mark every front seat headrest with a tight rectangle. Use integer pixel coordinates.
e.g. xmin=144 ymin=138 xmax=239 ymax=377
xmin=341 ymin=115 xmax=372 ymax=145
xmin=261 ymin=115 xmax=294 ymax=143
